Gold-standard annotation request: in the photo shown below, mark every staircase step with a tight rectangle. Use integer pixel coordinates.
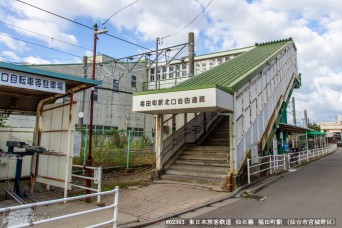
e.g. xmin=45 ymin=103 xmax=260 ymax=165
xmin=202 ymin=143 xmax=230 ymax=147
xmin=166 ymin=169 xmax=227 ymax=178
xmin=183 ymin=150 xmax=228 ymax=156
xmin=205 ymin=138 xmax=230 ymax=142
xmin=187 ymin=146 xmax=229 ymax=151
xmin=171 ymin=164 xmax=228 ymax=173
xmin=180 ymin=155 xmax=227 ymax=161
xmin=176 ymin=159 xmax=228 ymax=167
xmin=161 ymin=174 xmax=226 ymax=187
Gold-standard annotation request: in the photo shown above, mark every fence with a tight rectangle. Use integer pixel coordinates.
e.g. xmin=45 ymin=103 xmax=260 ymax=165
xmin=73 ymin=128 xmax=155 ymax=169
xmin=247 ymin=144 xmax=337 ymax=184
xmin=71 ymin=165 xmax=102 ymax=204
xmin=0 ymin=186 xmax=119 ymax=228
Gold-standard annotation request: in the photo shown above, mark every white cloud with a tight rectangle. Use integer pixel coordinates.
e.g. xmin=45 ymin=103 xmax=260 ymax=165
xmin=1 ymin=0 xmax=342 ymax=122
xmin=23 ymin=56 xmax=51 ymax=65
xmin=0 ymin=33 xmax=28 ymax=52
xmin=1 ymin=51 xmax=20 ymax=62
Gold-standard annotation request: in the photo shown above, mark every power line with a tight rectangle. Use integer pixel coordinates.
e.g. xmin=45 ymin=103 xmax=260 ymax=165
xmin=16 ymin=0 xmax=152 ymax=51
xmin=0 ymin=33 xmax=82 ymax=58
xmin=15 ymin=0 xmax=93 ymax=30
xmin=0 ymin=20 xmax=93 ymax=51
xmin=102 ymin=0 xmax=142 ymax=26
xmin=162 ymin=0 xmax=213 ymax=39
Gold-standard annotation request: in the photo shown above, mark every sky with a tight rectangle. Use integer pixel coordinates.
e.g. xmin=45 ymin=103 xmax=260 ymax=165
xmin=0 ymin=0 xmax=342 ymax=124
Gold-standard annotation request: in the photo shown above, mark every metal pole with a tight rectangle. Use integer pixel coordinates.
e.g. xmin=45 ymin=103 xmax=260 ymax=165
xmin=126 ymin=130 xmax=131 ymax=169
xmin=97 ymin=166 xmax=102 ymax=204
xmin=155 ymin=37 xmax=159 ymax=90
xmin=113 ymin=186 xmax=119 ymax=228
xmin=292 ymin=97 xmax=296 ymax=125
xmin=83 ymin=127 xmax=88 ymax=175
xmin=86 ymin=23 xmax=98 ymax=202
xmin=247 ymin=158 xmax=251 ymax=184
xmin=80 ymin=56 xmax=87 ymax=128
xmin=64 ymin=93 xmax=74 ymax=201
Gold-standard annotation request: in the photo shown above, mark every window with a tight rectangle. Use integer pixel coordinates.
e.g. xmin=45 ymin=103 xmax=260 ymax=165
xmin=132 ymin=128 xmax=144 ymax=137
xmin=131 ymin=75 xmax=137 ymax=88
xmin=150 ymin=69 xmax=155 ymax=81
xmin=175 ymin=65 xmax=180 ymax=77
xmin=113 ymin=79 xmax=119 ymax=91
xmin=92 ymin=88 xmax=98 ymax=101
xmin=209 ymin=59 xmax=215 ymax=69
xmin=217 ymin=58 xmax=222 ymax=65
xmin=224 ymin=56 xmax=230 ymax=62
xmin=169 ymin=66 xmax=174 ymax=79
xmin=182 ymin=63 xmax=187 ymax=77
xmin=162 ymin=66 xmax=167 ymax=80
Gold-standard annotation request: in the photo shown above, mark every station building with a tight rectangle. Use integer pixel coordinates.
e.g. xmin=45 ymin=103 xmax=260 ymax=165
xmin=133 ymin=38 xmax=302 ymax=190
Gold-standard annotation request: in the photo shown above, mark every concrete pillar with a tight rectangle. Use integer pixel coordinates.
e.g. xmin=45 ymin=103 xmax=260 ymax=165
xmin=229 ymin=114 xmax=236 ymax=174
xmin=188 ymin=32 xmax=195 ymax=77
xmin=276 ymin=129 xmax=285 ymax=154
xmin=155 ymin=114 xmax=164 ymax=170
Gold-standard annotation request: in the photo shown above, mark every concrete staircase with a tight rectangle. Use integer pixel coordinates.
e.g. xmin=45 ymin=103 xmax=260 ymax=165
xmin=160 ymin=116 xmax=230 ymax=191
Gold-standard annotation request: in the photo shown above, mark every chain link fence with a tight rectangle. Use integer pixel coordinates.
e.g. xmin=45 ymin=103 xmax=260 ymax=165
xmin=73 ymin=128 xmax=155 ymax=169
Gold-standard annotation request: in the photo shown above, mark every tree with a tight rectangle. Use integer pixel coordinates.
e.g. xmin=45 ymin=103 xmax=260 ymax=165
xmin=0 ymin=114 xmax=8 ymax=127
xmin=308 ymin=122 xmax=321 ymax=132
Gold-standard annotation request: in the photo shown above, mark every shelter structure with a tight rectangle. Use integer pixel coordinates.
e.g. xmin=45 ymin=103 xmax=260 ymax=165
xmin=0 ymin=61 xmax=100 ymax=201
xmin=133 ymin=38 xmax=303 ymax=190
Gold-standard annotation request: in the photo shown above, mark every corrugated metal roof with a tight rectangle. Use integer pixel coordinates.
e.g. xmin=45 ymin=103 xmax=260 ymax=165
xmin=135 ymin=38 xmax=294 ymax=96
xmin=0 ymin=61 xmax=101 ymax=86
xmin=173 ymin=38 xmax=293 ymax=93
xmin=0 ymin=61 xmax=101 ymax=113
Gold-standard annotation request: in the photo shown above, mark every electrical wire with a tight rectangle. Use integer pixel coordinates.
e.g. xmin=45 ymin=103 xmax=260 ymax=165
xmin=0 ymin=55 xmax=78 ymax=61
xmin=0 ymin=20 xmax=93 ymax=52
xmin=16 ymin=0 xmax=152 ymax=51
xmin=102 ymin=0 xmax=142 ymax=26
xmin=0 ymin=33 xmax=83 ymax=58
xmin=161 ymin=0 xmax=213 ymax=39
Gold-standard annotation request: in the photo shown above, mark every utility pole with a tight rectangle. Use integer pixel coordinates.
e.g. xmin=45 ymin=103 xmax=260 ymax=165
xmin=79 ymin=56 xmax=87 ymax=128
xmin=188 ymin=32 xmax=195 ymax=77
xmin=292 ymin=97 xmax=296 ymax=126
xmin=304 ymin=110 xmax=308 ymax=127
xmin=86 ymin=24 xmax=107 ymax=202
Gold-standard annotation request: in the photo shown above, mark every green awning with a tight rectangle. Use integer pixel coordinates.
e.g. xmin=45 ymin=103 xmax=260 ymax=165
xmin=307 ymin=131 xmax=326 ymax=135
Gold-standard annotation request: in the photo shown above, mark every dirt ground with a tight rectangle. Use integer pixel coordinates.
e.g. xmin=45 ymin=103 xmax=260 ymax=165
xmin=0 ymin=165 xmax=154 ymax=206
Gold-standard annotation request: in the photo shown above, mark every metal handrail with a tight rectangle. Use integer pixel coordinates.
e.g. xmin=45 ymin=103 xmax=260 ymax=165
xmin=0 ymin=187 xmax=119 ymax=228
xmin=247 ymin=145 xmax=337 ymax=184
xmin=161 ymin=112 xmax=218 ymax=159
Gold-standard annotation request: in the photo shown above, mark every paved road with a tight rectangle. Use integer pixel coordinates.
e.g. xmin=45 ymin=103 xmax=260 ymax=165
xmin=194 ymin=149 xmax=342 ymax=226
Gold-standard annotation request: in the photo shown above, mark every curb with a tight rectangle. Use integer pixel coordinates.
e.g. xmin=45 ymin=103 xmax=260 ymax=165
xmin=120 ymin=149 xmax=340 ymax=227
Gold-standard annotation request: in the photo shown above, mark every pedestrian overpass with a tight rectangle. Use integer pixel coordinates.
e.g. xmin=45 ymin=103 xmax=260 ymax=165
xmin=133 ymin=38 xmax=302 ymax=190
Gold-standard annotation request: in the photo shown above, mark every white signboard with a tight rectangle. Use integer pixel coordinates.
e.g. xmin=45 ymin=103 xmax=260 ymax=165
xmin=273 ymin=137 xmax=278 ymax=155
xmin=251 ymin=144 xmax=259 ymax=165
xmin=133 ymin=88 xmax=233 ymax=114
xmin=0 ymin=69 xmax=66 ymax=94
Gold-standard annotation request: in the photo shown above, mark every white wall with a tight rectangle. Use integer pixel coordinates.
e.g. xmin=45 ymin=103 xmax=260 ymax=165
xmin=233 ymin=43 xmax=298 ymax=171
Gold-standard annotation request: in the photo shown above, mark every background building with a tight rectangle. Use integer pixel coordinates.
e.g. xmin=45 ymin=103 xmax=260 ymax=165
xmin=7 ymin=44 xmax=252 ymax=137
xmin=319 ymin=116 xmax=342 ymax=144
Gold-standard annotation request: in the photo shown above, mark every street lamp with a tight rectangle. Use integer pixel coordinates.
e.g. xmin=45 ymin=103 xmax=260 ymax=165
xmin=86 ymin=23 xmax=107 ymax=201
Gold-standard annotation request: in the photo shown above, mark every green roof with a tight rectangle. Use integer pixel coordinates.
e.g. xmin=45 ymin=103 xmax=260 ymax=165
xmin=135 ymin=38 xmax=294 ymax=96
